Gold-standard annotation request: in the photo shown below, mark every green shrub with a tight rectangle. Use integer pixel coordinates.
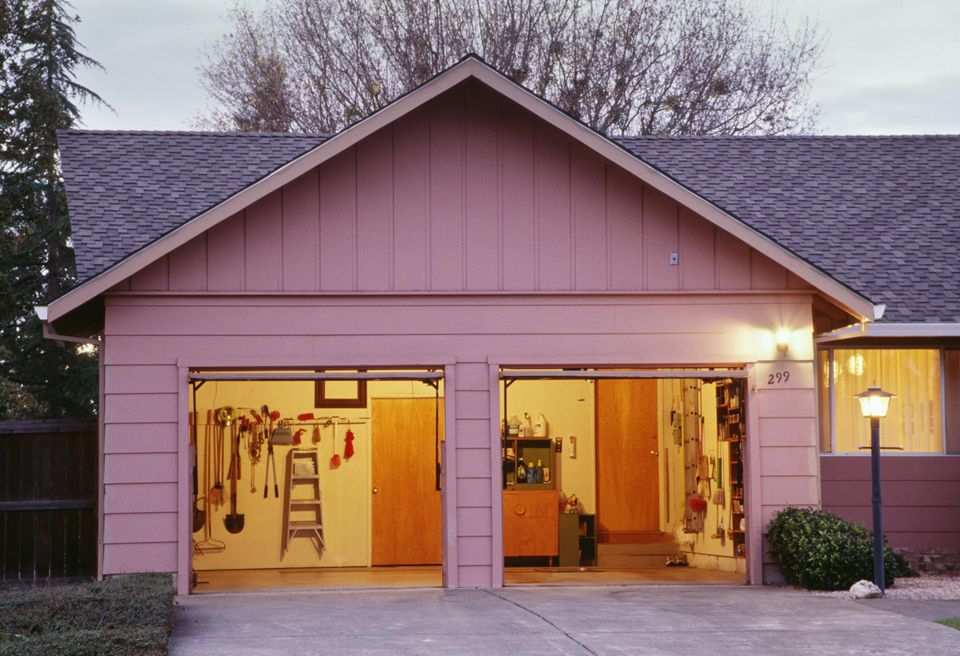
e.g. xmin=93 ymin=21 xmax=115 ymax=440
xmin=0 ymin=573 xmax=174 ymax=656
xmin=767 ymin=507 xmax=901 ymax=590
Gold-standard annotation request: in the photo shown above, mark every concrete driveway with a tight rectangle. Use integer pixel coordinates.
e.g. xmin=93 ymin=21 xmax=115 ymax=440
xmin=170 ymin=585 xmax=960 ymax=655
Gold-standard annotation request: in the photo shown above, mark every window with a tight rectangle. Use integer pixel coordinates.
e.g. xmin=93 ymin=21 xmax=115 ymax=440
xmin=819 ymin=348 xmax=946 ymax=454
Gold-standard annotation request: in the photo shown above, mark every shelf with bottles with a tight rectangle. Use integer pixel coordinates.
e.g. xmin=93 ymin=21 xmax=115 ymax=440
xmin=502 ymin=436 xmax=556 ymax=490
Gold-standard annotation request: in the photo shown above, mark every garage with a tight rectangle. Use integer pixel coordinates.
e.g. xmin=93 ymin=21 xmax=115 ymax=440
xmin=498 ymin=369 xmax=748 ymax=586
xmin=44 ymin=57 xmax=882 ymax=594
xmin=187 ymin=370 xmax=446 ymax=592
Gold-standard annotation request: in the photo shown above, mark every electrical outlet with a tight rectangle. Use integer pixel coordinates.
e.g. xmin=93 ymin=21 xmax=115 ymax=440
xmin=669 ymin=251 xmax=679 ymax=265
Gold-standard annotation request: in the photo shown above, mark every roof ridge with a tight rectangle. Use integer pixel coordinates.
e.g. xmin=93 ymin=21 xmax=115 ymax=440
xmin=58 ymin=128 xmax=331 ymax=138
xmin=613 ymin=133 xmax=960 ymax=140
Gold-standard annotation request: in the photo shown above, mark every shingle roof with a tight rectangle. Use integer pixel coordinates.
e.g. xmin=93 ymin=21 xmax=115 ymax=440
xmin=57 ymin=130 xmax=328 ymax=281
xmin=58 ymin=130 xmax=960 ymax=323
xmin=616 ymin=135 xmax=960 ymax=323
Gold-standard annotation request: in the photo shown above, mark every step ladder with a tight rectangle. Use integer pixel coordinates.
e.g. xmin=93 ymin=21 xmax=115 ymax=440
xmin=281 ymin=448 xmax=325 ymax=558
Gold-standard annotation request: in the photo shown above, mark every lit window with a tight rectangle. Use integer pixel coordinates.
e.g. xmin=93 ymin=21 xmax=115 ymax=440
xmin=820 ymin=349 xmax=943 ymax=453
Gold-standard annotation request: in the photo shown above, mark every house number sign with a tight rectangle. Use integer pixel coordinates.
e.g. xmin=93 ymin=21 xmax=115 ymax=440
xmin=755 ymin=362 xmax=812 ymax=390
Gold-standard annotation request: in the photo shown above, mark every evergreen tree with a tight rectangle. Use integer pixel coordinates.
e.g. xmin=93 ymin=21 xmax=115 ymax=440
xmin=0 ymin=0 xmax=106 ymax=418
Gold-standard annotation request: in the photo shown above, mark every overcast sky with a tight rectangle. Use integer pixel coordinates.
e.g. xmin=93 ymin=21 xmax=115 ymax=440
xmin=72 ymin=0 xmax=960 ymax=135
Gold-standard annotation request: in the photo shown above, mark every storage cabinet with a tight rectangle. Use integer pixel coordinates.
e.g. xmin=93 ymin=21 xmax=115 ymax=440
xmin=559 ymin=513 xmax=596 ymax=567
xmin=503 ymin=490 xmax=559 ymax=557
xmin=502 ymin=437 xmax=556 ymax=490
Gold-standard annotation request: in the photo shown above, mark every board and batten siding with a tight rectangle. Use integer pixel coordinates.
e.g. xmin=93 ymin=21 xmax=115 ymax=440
xmin=114 ymin=80 xmax=809 ymax=297
xmin=98 ymin=80 xmax=821 ymax=591
xmin=100 ymin=294 xmax=819 ymax=589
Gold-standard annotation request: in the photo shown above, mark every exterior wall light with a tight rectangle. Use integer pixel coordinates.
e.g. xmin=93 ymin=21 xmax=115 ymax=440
xmin=855 ymin=384 xmax=895 ymax=595
xmin=775 ymin=328 xmax=791 ymax=354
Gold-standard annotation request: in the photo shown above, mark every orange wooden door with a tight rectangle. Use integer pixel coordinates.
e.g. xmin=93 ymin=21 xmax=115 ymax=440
xmin=596 ymin=379 xmax=660 ymax=542
xmin=371 ymin=398 xmax=443 ymax=565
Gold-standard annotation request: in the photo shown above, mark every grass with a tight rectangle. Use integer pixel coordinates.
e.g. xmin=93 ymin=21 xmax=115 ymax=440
xmin=936 ymin=617 xmax=960 ymax=631
xmin=0 ymin=573 xmax=175 ymax=655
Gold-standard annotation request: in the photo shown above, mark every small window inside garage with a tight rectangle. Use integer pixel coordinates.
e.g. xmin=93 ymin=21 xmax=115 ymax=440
xmin=819 ymin=348 xmax=960 ymax=454
xmin=188 ymin=369 xmax=444 ymax=593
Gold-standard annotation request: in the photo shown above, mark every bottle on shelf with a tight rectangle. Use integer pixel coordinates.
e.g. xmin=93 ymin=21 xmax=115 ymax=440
xmin=517 ymin=460 xmax=526 ymax=482
xmin=536 ymin=458 xmax=544 ymax=483
xmin=526 ymin=461 xmax=535 ymax=483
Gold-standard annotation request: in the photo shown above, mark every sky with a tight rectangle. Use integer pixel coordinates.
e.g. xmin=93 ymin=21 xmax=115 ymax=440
xmin=72 ymin=0 xmax=960 ymax=135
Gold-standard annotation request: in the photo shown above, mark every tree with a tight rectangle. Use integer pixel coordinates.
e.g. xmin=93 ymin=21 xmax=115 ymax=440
xmin=0 ymin=0 xmax=106 ymax=418
xmin=199 ymin=0 xmax=822 ymax=136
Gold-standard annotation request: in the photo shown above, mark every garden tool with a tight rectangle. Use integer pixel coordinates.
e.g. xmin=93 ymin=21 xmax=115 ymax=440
xmin=262 ymin=405 xmax=280 ymax=498
xmin=208 ymin=409 xmax=225 ymax=507
xmin=330 ymin=420 xmax=341 ymax=469
xmin=224 ymin=419 xmax=245 ymax=534
xmin=344 ymin=429 xmax=355 ymax=460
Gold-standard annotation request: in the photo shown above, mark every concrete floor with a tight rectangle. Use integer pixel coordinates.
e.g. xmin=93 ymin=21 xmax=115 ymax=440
xmin=170 ymin=585 xmax=960 ymax=655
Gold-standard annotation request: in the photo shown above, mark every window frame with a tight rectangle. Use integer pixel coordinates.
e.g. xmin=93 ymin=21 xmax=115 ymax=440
xmin=819 ymin=346 xmax=951 ymax=456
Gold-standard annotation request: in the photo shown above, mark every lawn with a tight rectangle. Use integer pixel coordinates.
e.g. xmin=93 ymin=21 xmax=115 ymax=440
xmin=936 ymin=617 xmax=960 ymax=631
xmin=0 ymin=573 xmax=175 ymax=655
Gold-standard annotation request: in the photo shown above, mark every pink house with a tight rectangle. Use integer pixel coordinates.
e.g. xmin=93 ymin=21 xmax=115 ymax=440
xmin=41 ymin=57 xmax=960 ymax=595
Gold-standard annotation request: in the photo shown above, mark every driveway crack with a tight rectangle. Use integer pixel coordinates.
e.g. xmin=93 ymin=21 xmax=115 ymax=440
xmin=483 ymin=590 xmax=599 ymax=655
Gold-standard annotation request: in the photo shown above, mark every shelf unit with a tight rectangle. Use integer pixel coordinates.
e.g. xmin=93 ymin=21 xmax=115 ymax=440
xmin=558 ymin=513 xmax=596 ymax=567
xmin=502 ymin=436 xmax=556 ymax=490
xmin=716 ymin=379 xmax=746 ymax=559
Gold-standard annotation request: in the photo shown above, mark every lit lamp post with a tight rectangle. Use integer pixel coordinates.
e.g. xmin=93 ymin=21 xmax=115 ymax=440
xmin=855 ymin=385 xmax=895 ymax=594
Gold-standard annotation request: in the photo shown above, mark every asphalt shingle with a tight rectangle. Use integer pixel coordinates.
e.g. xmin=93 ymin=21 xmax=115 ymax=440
xmin=57 ymin=130 xmax=960 ymax=323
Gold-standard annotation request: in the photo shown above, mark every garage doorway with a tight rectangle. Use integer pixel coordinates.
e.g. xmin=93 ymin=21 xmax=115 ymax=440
xmin=187 ymin=369 xmax=445 ymax=593
xmin=500 ymin=369 xmax=749 ymax=586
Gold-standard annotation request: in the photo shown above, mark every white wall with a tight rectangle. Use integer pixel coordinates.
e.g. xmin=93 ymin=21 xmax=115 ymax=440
xmin=193 ymin=378 xmax=440 ymax=570
xmin=500 ymin=379 xmax=596 ymax=512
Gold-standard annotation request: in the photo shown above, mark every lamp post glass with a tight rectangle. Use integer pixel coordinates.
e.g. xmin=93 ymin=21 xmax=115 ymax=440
xmin=856 ymin=385 xmax=895 ymax=594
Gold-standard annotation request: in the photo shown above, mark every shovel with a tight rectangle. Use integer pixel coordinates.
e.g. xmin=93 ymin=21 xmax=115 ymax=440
xmin=224 ymin=421 xmax=245 ymax=534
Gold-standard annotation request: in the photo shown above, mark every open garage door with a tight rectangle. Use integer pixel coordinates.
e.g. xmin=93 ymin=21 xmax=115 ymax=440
xmin=498 ymin=368 xmax=751 ymax=586
xmin=186 ymin=369 xmax=445 ymax=593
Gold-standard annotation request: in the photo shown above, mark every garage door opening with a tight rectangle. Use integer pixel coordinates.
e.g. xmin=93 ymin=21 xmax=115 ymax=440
xmin=500 ymin=369 xmax=749 ymax=586
xmin=188 ymin=369 xmax=445 ymax=593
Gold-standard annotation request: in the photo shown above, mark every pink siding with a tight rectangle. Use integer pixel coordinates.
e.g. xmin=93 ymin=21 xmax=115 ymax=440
xmin=821 ymin=456 xmax=960 ymax=550
xmin=96 ymin=80 xmax=824 ymax=590
xmin=99 ymin=293 xmax=818 ymax=589
xmin=134 ymin=81 xmax=807 ymax=296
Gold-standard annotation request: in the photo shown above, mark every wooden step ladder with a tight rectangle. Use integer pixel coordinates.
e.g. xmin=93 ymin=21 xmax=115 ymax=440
xmin=281 ymin=448 xmax=325 ymax=558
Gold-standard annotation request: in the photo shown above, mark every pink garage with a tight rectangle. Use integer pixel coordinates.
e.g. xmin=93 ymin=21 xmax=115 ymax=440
xmin=41 ymin=57 xmax=960 ymax=595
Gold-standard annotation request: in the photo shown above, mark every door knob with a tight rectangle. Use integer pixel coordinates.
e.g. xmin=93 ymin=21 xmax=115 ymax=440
xmin=372 ymin=486 xmax=379 ymax=494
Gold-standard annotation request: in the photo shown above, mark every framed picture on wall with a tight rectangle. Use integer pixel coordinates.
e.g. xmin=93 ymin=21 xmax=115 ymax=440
xmin=315 ymin=371 xmax=367 ymax=408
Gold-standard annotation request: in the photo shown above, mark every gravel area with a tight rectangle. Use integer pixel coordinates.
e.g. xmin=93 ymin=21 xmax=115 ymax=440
xmin=809 ymin=574 xmax=960 ymax=600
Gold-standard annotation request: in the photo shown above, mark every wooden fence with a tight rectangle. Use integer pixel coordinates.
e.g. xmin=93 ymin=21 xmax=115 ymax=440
xmin=1 ymin=419 xmax=97 ymax=582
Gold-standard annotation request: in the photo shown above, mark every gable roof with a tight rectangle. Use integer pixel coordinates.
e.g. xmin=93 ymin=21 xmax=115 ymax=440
xmin=58 ymin=130 xmax=328 ymax=280
xmin=48 ymin=55 xmax=883 ymax=324
xmin=617 ymin=135 xmax=960 ymax=324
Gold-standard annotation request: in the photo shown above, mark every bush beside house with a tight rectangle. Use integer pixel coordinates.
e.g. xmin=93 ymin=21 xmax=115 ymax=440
xmin=767 ymin=507 xmax=915 ymax=590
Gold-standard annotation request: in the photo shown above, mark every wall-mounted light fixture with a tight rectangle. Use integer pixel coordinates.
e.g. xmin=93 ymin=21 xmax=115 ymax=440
xmin=775 ymin=328 xmax=791 ymax=354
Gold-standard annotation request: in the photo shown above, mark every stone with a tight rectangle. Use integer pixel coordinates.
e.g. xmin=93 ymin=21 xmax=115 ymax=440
xmin=850 ymin=580 xmax=882 ymax=599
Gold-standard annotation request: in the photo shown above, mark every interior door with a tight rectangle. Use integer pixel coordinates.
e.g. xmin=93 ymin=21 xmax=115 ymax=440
xmin=596 ymin=379 xmax=660 ymax=542
xmin=371 ymin=398 xmax=444 ymax=565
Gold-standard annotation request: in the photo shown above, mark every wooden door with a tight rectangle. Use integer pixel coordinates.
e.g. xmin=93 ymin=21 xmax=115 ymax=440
xmin=596 ymin=379 xmax=660 ymax=542
xmin=371 ymin=398 xmax=443 ymax=565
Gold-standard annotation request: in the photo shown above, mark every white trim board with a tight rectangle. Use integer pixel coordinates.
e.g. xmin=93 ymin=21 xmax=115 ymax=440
xmin=47 ymin=56 xmax=877 ymax=324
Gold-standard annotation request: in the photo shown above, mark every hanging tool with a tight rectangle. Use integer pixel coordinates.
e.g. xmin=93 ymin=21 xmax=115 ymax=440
xmin=190 ymin=384 xmax=206 ymax=533
xmin=329 ymin=420 xmax=341 ymax=469
xmin=224 ymin=418 xmax=245 ymax=534
xmin=208 ymin=409 xmax=225 ymax=507
xmin=262 ymin=405 xmax=280 ymax=498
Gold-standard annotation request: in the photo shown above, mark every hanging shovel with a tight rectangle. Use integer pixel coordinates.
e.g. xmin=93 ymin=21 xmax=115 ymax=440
xmin=224 ymin=421 xmax=245 ymax=534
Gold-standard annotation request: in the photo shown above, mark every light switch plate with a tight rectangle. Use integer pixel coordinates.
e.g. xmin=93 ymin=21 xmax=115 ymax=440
xmin=669 ymin=251 xmax=679 ymax=265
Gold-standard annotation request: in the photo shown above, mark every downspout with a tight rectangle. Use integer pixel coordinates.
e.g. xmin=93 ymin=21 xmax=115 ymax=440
xmin=35 ymin=306 xmax=101 ymax=346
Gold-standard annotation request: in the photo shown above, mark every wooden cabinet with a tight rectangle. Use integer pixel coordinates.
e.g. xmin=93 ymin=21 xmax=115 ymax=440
xmin=503 ymin=490 xmax=559 ymax=557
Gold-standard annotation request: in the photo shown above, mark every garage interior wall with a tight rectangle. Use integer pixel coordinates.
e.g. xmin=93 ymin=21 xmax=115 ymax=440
xmin=191 ymin=379 xmax=440 ymax=570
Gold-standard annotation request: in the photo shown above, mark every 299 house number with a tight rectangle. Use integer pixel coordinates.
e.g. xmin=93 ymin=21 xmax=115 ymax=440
xmin=767 ymin=370 xmax=791 ymax=385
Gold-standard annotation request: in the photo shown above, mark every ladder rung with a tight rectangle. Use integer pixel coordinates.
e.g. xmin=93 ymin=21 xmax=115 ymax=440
xmin=290 ymin=499 xmax=322 ymax=506
xmin=293 ymin=475 xmax=320 ymax=481
xmin=289 ymin=521 xmax=324 ymax=529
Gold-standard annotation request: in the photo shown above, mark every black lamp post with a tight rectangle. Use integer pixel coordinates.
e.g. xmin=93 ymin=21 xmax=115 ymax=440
xmin=855 ymin=384 xmax=895 ymax=594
